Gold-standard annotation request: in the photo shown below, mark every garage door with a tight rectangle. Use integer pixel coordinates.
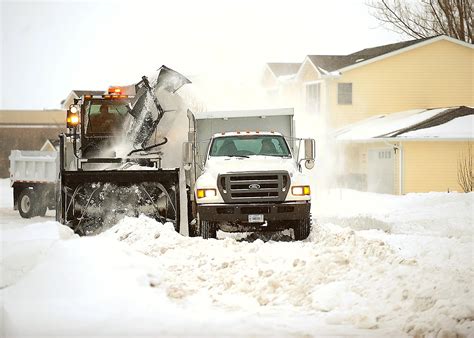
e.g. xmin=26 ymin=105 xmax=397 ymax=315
xmin=367 ymin=148 xmax=394 ymax=194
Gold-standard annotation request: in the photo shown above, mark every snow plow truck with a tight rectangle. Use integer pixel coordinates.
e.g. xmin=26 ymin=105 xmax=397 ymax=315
xmin=10 ymin=66 xmax=316 ymax=239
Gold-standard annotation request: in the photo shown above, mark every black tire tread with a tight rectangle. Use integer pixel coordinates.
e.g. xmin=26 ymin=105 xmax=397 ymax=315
xmin=200 ymin=220 xmax=217 ymax=239
xmin=294 ymin=218 xmax=311 ymax=240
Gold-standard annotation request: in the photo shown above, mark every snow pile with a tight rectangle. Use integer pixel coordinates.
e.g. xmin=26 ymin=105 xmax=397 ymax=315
xmin=0 ymin=178 xmax=13 ymax=209
xmin=314 ymin=189 xmax=474 ymax=238
xmin=0 ymin=221 xmax=76 ymax=288
xmin=1 ymin=187 xmax=473 ymax=336
xmin=103 ymin=214 xmax=474 ymax=336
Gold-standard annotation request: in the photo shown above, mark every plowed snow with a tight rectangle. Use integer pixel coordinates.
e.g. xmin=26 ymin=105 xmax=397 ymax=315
xmin=1 ymin=177 xmax=473 ymax=337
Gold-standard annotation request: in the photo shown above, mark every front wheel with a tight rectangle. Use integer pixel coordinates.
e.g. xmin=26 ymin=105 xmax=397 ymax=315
xmin=293 ymin=218 xmax=311 ymax=240
xmin=18 ymin=189 xmax=38 ymax=218
xmin=200 ymin=220 xmax=217 ymax=239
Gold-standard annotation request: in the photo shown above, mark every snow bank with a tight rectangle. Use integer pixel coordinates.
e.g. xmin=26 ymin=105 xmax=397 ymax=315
xmin=314 ymin=189 xmax=474 ymax=238
xmin=0 ymin=178 xmax=13 ymax=208
xmin=1 ymin=190 xmax=473 ymax=336
xmin=102 ymin=214 xmax=473 ymax=336
xmin=0 ymin=221 xmax=76 ymax=288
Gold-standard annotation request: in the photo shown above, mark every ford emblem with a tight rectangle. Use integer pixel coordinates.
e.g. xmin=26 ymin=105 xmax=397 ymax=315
xmin=249 ymin=184 xmax=261 ymax=190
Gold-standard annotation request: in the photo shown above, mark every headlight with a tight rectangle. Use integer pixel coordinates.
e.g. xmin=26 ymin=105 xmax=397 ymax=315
xmin=70 ymin=105 xmax=79 ymax=114
xmin=291 ymin=185 xmax=311 ymax=196
xmin=197 ymin=189 xmax=217 ymax=198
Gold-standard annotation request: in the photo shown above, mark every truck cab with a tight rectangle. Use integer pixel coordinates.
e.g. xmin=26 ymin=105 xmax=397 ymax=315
xmin=185 ymin=109 xmax=315 ymax=240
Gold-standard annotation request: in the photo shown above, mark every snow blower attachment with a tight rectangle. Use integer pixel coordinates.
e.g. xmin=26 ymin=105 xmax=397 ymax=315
xmin=57 ymin=66 xmax=190 ymax=235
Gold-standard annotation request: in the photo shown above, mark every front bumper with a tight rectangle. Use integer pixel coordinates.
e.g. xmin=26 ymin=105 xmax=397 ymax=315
xmin=198 ymin=201 xmax=310 ymax=224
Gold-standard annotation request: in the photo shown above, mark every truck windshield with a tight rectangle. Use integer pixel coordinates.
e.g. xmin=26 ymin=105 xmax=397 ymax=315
xmin=84 ymin=100 xmax=130 ymax=135
xmin=209 ymin=135 xmax=291 ymax=157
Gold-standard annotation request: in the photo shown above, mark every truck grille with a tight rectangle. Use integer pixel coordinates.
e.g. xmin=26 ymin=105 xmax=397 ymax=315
xmin=217 ymin=171 xmax=290 ymax=203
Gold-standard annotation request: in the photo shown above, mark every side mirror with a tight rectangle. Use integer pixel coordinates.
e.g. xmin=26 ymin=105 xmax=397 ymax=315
xmin=304 ymin=139 xmax=315 ymax=170
xmin=183 ymin=142 xmax=193 ymax=170
xmin=305 ymin=159 xmax=315 ymax=170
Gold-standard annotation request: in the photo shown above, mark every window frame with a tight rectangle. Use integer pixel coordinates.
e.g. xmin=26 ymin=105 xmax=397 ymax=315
xmin=337 ymin=82 xmax=353 ymax=105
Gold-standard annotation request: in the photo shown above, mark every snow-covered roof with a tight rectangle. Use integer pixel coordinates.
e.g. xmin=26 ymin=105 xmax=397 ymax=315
xmin=335 ymin=106 xmax=474 ymax=141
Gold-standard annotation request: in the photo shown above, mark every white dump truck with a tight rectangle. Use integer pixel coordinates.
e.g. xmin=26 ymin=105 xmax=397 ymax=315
xmin=184 ymin=108 xmax=315 ymax=240
xmin=9 ymin=150 xmax=59 ymax=218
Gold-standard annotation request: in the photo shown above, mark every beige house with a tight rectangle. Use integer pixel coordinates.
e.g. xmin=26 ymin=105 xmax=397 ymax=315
xmin=263 ymin=35 xmax=474 ymax=194
xmin=0 ymin=110 xmax=66 ymax=177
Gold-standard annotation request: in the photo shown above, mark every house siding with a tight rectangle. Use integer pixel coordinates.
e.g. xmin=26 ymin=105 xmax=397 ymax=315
xmin=402 ymin=141 xmax=470 ymax=193
xmin=327 ymin=39 xmax=473 ymax=128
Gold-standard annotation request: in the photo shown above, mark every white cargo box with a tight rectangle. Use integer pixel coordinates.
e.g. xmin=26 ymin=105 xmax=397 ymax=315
xmin=9 ymin=150 xmax=59 ymax=184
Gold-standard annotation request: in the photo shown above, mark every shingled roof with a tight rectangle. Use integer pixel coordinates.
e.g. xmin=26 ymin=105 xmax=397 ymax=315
xmin=308 ymin=36 xmax=439 ymax=73
xmin=267 ymin=63 xmax=301 ymax=77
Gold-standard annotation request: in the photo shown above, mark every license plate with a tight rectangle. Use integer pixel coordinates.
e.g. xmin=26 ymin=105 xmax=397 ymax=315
xmin=248 ymin=214 xmax=264 ymax=223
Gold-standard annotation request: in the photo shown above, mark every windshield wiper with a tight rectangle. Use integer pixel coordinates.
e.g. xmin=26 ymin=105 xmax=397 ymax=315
xmin=225 ymin=155 xmax=249 ymax=158
xmin=258 ymin=154 xmax=290 ymax=158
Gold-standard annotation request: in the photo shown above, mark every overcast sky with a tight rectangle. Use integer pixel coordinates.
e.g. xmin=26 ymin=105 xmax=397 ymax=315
xmin=0 ymin=0 xmax=401 ymax=110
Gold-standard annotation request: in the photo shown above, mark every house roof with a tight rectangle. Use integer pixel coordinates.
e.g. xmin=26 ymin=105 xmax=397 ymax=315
xmin=334 ymin=106 xmax=474 ymax=141
xmin=0 ymin=109 xmax=65 ymax=125
xmin=266 ymin=63 xmax=301 ymax=77
xmin=308 ymin=36 xmax=438 ymax=73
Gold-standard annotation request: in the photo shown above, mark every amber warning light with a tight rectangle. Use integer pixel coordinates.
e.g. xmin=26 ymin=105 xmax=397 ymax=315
xmin=67 ymin=105 xmax=80 ymax=128
xmin=108 ymin=87 xmax=122 ymax=95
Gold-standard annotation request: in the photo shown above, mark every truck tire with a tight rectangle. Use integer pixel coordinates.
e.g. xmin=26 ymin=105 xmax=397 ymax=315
xmin=36 ymin=203 xmax=47 ymax=217
xmin=293 ymin=218 xmax=311 ymax=241
xmin=18 ymin=189 xmax=37 ymax=219
xmin=200 ymin=220 xmax=217 ymax=239
xmin=189 ymin=221 xmax=199 ymax=237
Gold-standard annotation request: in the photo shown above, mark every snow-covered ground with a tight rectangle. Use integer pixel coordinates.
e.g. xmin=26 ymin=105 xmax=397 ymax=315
xmin=1 ymin=178 xmax=473 ymax=337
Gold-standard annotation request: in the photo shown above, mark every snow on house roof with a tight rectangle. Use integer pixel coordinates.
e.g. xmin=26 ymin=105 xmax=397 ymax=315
xmin=334 ymin=106 xmax=474 ymax=141
xmin=400 ymin=114 xmax=474 ymax=139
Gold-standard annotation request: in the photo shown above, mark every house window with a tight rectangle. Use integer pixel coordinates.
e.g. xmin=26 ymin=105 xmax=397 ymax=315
xmin=305 ymin=83 xmax=321 ymax=113
xmin=337 ymin=83 xmax=352 ymax=105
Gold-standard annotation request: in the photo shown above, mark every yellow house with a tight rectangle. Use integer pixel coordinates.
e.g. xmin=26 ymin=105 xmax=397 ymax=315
xmin=334 ymin=106 xmax=473 ymax=194
xmin=294 ymin=35 xmax=473 ymax=128
xmin=262 ymin=35 xmax=474 ymax=194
